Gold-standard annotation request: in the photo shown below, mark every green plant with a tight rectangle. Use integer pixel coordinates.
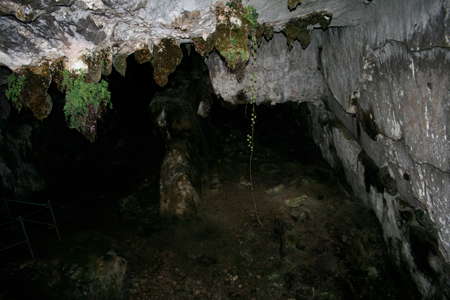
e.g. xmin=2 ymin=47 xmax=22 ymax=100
xmin=226 ymin=0 xmax=239 ymax=9
xmin=243 ymin=5 xmax=258 ymax=27
xmin=62 ymin=70 xmax=111 ymax=140
xmin=213 ymin=1 xmax=262 ymax=71
xmin=5 ymin=73 xmax=26 ymax=111
xmin=230 ymin=35 xmax=239 ymax=46
xmin=244 ymin=5 xmax=260 ymax=59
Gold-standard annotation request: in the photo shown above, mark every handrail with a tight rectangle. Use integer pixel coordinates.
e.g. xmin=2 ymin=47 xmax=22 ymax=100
xmin=6 ymin=200 xmax=48 ymax=207
xmin=0 ymin=198 xmax=61 ymax=259
xmin=0 ymin=216 xmax=34 ymax=259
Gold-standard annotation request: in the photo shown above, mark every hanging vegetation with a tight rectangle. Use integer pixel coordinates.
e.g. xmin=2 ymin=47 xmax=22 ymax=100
xmin=61 ymin=70 xmax=112 ymax=142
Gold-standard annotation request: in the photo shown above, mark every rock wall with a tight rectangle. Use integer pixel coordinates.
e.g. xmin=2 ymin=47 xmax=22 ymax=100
xmin=308 ymin=10 xmax=449 ymax=299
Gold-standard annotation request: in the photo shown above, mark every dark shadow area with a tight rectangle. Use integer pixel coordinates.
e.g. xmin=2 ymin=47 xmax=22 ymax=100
xmin=208 ymin=101 xmax=325 ymax=165
xmin=34 ymin=57 xmax=163 ymax=204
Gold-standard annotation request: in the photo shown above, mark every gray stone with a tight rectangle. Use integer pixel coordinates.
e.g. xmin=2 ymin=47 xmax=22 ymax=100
xmin=307 ymin=100 xmax=450 ymax=298
xmin=207 ymin=33 xmax=327 ymax=105
xmin=297 ymin=1 xmax=450 ymax=296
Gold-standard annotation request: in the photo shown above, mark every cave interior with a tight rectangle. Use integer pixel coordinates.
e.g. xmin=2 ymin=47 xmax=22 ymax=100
xmin=0 ymin=43 xmax=430 ymax=300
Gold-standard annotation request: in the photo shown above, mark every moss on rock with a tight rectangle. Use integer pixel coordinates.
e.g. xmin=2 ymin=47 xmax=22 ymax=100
xmin=192 ymin=37 xmax=215 ymax=56
xmin=207 ymin=1 xmax=262 ymax=72
xmin=213 ymin=23 xmax=250 ymax=71
xmin=287 ymin=0 xmax=303 ymax=11
xmin=49 ymin=58 xmax=67 ymax=92
xmin=5 ymin=73 xmax=26 ymax=112
xmin=191 ymin=1 xmax=271 ymax=73
xmin=83 ymin=48 xmax=113 ymax=83
xmin=152 ymin=39 xmax=183 ymax=87
xmin=284 ymin=21 xmax=311 ymax=49
xmin=24 ymin=63 xmax=53 ymax=120
xmin=6 ymin=64 xmax=53 ymax=120
xmin=134 ymin=46 xmax=152 ymax=64
xmin=112 ymin=53 xmax=129 ymax=77
xmin=261 ymin=23 xmax=274 ymax=42
xmin=283 ymin=12 xmax=332 ymax=49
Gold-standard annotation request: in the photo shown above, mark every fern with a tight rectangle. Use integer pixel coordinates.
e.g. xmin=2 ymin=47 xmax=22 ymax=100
xmin=5 ymin=73 xmax=26 ymax=111
xmin=243 ymin=6 xmax=258 ymax=28
xmin=62 ymin=70 xmax=111 ymax=140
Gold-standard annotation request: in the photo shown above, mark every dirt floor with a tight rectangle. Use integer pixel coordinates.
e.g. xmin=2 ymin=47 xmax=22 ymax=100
xmin=116 ymin=129 xmax=419 ymax=300
xmin=0 ymin=107 xmax=421 ymax=300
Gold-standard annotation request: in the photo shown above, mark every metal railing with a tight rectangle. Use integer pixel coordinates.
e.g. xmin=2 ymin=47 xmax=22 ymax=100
xmin=0 ymin=216 xmax=34 ymax=258
xmin=1 ymin=198 xmax=61 ymax=259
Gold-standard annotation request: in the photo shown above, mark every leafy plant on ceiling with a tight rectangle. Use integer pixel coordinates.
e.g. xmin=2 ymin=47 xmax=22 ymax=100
xmin=213 ymin=1 xmax=262 ymax=72
xmin=5 ymin=73 xmax=26 ymax=112
xmin=61 ymin=70 xmax=112 ymax=142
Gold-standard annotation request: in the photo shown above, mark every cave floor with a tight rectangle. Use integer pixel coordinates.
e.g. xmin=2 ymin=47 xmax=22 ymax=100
xmin=0 ymin=120 xmax=419 ymax=300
